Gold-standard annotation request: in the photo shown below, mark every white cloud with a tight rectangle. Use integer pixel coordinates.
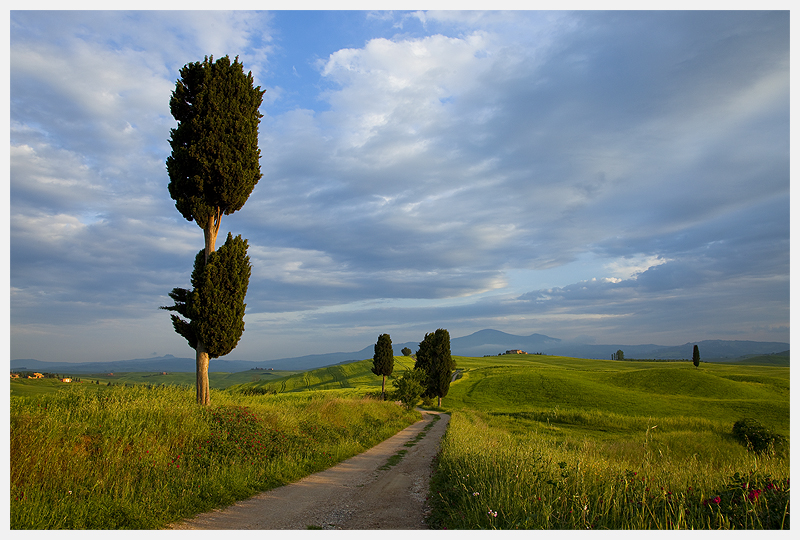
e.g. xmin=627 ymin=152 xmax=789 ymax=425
xmin=604 ymin=255 xmax=670 ymax=281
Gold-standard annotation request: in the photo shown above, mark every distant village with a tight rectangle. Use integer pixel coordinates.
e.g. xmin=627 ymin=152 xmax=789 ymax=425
xmin=10 ymin=371 xmax=75 ymax=382
xmin=10 ymin=370 xmax=173 ymax=382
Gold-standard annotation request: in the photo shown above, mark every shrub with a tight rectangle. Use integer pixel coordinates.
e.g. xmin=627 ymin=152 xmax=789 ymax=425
xmin=731 ymin=418 xmax=785 ymax=455
xmin=391 ymin=368 xmax=426 ymax=410
xmin=238 ymin=387 xmax=275 ymax=396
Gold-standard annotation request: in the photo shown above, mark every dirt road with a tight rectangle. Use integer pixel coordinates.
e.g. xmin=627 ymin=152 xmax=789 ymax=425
xmin=168 ymin=410 xmax=450 ymax=530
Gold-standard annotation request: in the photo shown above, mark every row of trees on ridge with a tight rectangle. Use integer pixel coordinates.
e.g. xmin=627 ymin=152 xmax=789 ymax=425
xmin=372 ymin=329 xmax=457 ymax=408
xmin=612 ymin=345 xmax=701 ymax=366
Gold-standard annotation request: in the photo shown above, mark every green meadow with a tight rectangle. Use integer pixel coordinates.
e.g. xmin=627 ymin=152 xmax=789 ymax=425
xmin=10 ymin=353 xmax=789 ymax=529
xmin=10 ymin=385 xmax=419 ymax=529
xmin=9 ymin=369 xmax=301 ymax=398
xmin=430 ymin=355 xmax=789 ymax=529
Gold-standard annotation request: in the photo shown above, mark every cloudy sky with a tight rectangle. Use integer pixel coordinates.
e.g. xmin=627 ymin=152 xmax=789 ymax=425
xmin=8 ymin=7 xmax=791 ymax=363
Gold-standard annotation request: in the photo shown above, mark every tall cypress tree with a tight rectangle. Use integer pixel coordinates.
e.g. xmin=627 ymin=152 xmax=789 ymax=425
xmin=165 ymin=55 xmax=263 ymax=404
xmin=415 ymin=328 xmax=456 ymax=407
xmin=692 ymin=344 xmax=701 ymax=368
xmin=372 ymin=333 xmax=394 ymax=400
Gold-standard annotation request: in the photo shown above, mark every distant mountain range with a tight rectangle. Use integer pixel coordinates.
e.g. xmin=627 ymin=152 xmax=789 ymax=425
xmin=10 ymin=329 xmax=789 ymax=374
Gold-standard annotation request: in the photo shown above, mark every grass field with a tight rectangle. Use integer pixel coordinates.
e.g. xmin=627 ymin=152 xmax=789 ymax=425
xmin=10 ymin=352 xmax=789 ymax=529
xmin=9 ymin=369 xmax=301 ymax=398
xmin=227 ymin=356 xmax=417 ymax=394
xmin=427 ymin=355 xmax=789 ymax=529
xmin=10 ymin=385 xmax=419 ymax=529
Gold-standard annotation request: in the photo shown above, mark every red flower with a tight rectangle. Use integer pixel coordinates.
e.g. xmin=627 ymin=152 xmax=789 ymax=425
xmin=747 ymin=489 xmax=761 ymax=501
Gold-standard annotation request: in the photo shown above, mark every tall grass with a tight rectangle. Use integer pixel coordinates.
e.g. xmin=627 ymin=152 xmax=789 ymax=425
xmin=429 ymin=410 xmax=789 ymax=529
xmin=10 ymin=385 xmax=419 ymax=529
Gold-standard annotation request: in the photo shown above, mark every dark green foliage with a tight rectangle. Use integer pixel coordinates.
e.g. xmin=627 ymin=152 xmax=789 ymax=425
xmin=165 ymin=56 xmax=262 ymax=403
xmin=402 ymin=347 xmax=412 ymax=356
xmin=732 ymin=418 xmax=786 ymax=455
xmin=162 ymin=233 xmax=251 ymax=359
xmin=391 ymin=368 xmax=427 ymax=410
xmin=372 ymin=334 xmax=394 ymax=399
xmin=166 ymin=55 xmax=265 ymax=231
xmin=372 ymin=334 xmax=394 ymax=377
xmin=415 ymin=329 xmax=456 ymax=406
xmin=693 ymin=345 xmax=701 ymax=368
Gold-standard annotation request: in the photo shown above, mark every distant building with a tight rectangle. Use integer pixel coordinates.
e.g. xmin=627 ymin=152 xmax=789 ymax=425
xmin=28 ymin=372 xmax=44 ymax=379
xmin=61 ymin=378 xmax=72 ymax=383
xmin=10 ymin=373 xmax=19 ymax=379
xmin=504 ymin=350 xmax=526 ymax=355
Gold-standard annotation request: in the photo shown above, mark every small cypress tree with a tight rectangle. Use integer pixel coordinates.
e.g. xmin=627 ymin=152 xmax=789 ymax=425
xmin=692 ymin=344 xmax=700 ymax=368
xmin=161 ymin=233 xmax=251 ymax=405
xmin=372 ymin=333 xmax=394 ymax=400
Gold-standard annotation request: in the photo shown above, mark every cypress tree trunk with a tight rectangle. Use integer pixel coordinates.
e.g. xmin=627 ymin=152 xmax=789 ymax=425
xmin=382 ymin=375 xmax=386 ymax=400
xmin=196 ymin=342 xmax=210 ymax=405
xmin=197 ymin=210 xmax=220 ymax=404
xmin=203 ymin=211 xmax=221 ymax=263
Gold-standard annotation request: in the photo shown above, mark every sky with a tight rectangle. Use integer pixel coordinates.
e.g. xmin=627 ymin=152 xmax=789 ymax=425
xmin=7 ymin=6 xmax=792 ymax=363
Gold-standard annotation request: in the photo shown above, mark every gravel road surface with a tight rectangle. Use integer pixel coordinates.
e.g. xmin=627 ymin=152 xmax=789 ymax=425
xmin=168 ymin=410 xmax=450 ymax=530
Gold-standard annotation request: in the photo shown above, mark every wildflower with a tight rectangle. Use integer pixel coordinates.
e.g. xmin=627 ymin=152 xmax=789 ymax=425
xmin=488 ymin=510 xmax=498 ymax=517
xmin=712 ymin=496 xmax=721 ymax=504
xmin=747 ymin=489 xmax=761 ymax=501
xmin=473 ymin=492 xmax=480 ymax=496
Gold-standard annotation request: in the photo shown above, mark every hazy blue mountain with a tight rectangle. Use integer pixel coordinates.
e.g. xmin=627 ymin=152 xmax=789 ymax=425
xmin=11 ymin=330 xmax=788 ymax=374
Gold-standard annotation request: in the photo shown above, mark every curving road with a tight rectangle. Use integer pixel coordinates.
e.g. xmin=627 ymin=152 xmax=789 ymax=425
xmin=168 ymin=410 xmax=450 ymax=530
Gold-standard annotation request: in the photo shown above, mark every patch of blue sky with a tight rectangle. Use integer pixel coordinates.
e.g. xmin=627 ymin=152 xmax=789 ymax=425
xmin=263 ymin=10 xmax=427 ymax=115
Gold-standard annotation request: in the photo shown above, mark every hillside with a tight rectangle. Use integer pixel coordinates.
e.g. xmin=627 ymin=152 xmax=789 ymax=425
xmin=230 ymin=353 xmax=789 ymax=435
xmin=734 ymin=350 xmax=790 ymax=366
